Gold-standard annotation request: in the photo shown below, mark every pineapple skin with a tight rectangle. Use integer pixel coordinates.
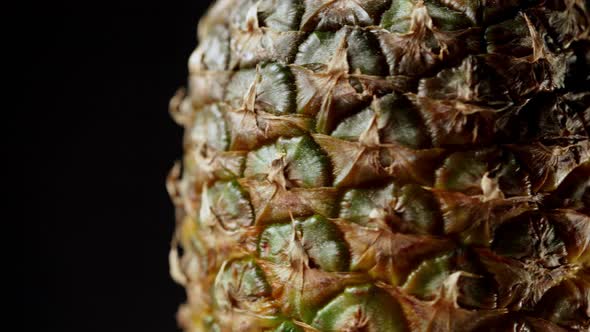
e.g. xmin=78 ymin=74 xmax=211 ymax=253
xmin=168 ymin=1 xmax=590 ymax=331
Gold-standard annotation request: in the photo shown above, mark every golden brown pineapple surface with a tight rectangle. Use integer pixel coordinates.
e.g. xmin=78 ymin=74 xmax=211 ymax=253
xmin=168 ymin=1 xmax=590 ymax=331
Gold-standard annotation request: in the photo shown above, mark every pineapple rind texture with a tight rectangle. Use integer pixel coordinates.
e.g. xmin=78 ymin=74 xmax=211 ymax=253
xmin=169 ymin=0 xmax=590 ymax=331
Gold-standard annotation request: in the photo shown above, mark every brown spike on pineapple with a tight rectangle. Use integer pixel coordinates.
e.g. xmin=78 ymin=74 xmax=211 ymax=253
xmin=169 ymin=1 xmax=590 ymax=331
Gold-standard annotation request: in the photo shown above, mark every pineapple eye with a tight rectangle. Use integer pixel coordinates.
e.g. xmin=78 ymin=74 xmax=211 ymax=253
xmin=258 ymin=215 xmax=350 ymax=272
xmin=245 ymin=135 xmax=331 ymax=188
xmin=312 ymin=285 xmax=407 ymax=332
xmin=295 ymin=27 xmax=388 ymax=76
xmin=202 ymin=180 xmax=254 ymax=231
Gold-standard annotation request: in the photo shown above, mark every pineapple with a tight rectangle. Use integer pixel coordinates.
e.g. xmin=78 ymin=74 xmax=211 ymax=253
xmin=168 ymin=0 xmax=590 ymax=331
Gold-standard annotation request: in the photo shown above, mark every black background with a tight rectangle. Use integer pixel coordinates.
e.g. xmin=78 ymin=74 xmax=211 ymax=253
xmin=30 ymin=1 xmax=214 ymax=331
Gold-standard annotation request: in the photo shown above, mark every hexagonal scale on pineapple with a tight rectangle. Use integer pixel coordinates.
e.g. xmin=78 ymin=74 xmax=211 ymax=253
xmin=213 ymin=258 xmax=279 ymax=330
xmin=257 ymin=0 xmax=304 ymax=32
xmin=227 ymin=7 xmax=302 ymax=69
xmin=330 ymin=107 xmax=376 ymax=142
xmin=294 ymin=29 xmax=349 ymax=71
xmin=373 ymin=1 xmax=481 ymax=77
xmin=187 ymin=103 xmax=230 ymax=152
xmin=402 ymin=250 xmax=498 ymax=309
xmin=380 ymin=0 xmax=476 ymax=34
xmin=291 ymin=63 xmax=395 ymax=133
xmin=245 ymin=135 xmax=332 ymax=188
xmin=311 ymin=284 xmax=409 ymax=332
xmin=183 ymin=148 xmax=246 ymax=187
xmin=435 ymin=148 xmax=531 ymax=197
xmin=300 ymin=0 xmax=392 ymax=32
xmin=396 ymin=184 xmax=443 ymax=235
xmin=259 ymin=215 xmax=350 ymax=272
xmin=377 ymin=93 xmax=432 ymax=148
xmin=402 ymin=254 xmax=454 ymax=300
xmin=200 ymin=180 xmax=254 ymax=232
xmin=332 ymin=93 xmax=431 ymax=149
xmin=258 ymin=63 xmax=298 ymax=114
xmin=225 ymin=69 xmax=258 ymax=106
xmin=224 ymin=63 xmax=298 ymax=114
xmin=230 ymin=111 xmax=315 ymax=151
xmin=339 ymin=182 xmax=399 ymax=226
xmin=214 ymin=258 xmax=274 ymax=312
xmin=499 ymin=93 xmax=589 ymax=144
xmin=312 ymin=134 xmax=386 ymax=187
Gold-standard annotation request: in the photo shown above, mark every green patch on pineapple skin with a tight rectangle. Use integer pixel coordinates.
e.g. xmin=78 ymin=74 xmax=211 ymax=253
xmin=258 ymin=215 xmax=350 ymax=272
xmin=272 ymin=320 xmax=303 ymax=332
xmin=435 ymin=150 xmax=490 ymax=194
xmin=398 ymin=184 xmax=443 ymax=235
xmin=402 ymin=253 xmax=453 ymax=299
xmin=287 ymin=135 xmax=332 ymax=187
xmin=295 ymin=30 xmax=344 ymax=67
xmin=237 ymin=259 xmax=273 ymax=298
xmin=331 ymin=93 xmax=430 ymax=149
xmin=246 ymin=135 xmax=332 ymax=188
xmin=224 ymin=62 xmax=297 ymax=114
xmin=214 ymin=258 xmax=273 ymax=314
xmin=345 ymin=28 xmax=388 ymax=76
xmin=259 ymin=223 xmax=292 ymax=264
xmin=302 ymin=215 xmax=351 ymax=272
xmin=403 ymin=250 xmax=498 ymax=309
xmin=378 ymin=93 xmax=431 ymax=149
xmin=380 ymin=0 xmax=416 ymax=33
xmin=339 ymin=183 xmax=397 ymax=225
xmin=380 ymin=0 xmax=475 ymax=33
xmin=205 ymin=180 xmax=254 ymax=230
xmin=331 ymin=107 xmax=375 ymax=141
xmin=312 ymin=284 xmax=408 ymax=332
xmin=258 ymin=0 xmax=304 ymax=32
xmin=257 ymin=62 xmax=298 ymax=114
xmin=225 ymin=69 xmax=258 ymax=106
xmin=295 ymin=27 xmax=387 ymax=76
